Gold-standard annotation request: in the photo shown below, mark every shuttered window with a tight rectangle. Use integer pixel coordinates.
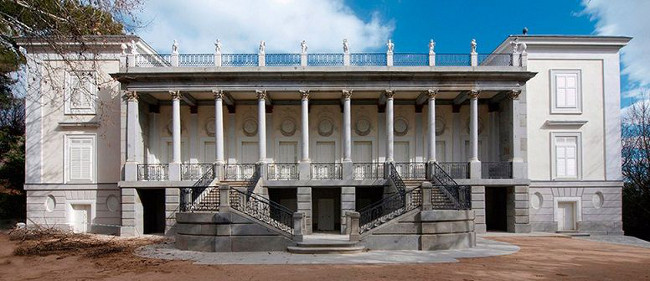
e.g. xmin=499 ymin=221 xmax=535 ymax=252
xmin=66 ymin=71 xmax=97 ymax=114
xmin=555 ymin=136 xmax=578 ymax=179
xmin=67 ymin=137 xmax=94 ymax=182
xmin=551 ymin=70 xmax=581 ymax=113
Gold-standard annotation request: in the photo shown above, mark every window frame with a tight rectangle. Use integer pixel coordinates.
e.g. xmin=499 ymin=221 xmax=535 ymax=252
xmin=550 ymin=132 xmax=582 ymax=180
xmin=64 ymin=134 xmax=97 ymax=183
xmin=64 ymin=70 xmax=98 ymax=115
xmin=550 ymin=69 xmax=582 ymax=114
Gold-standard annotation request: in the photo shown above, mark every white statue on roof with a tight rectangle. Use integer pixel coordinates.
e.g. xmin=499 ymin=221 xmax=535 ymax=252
xmin=259 ymin=40 xmax=266 ymax=54
xmin=172 ymin=40 xmax=179 ymax=54
xmin=343 ymin=39 xmax=349 ymax=53
xmin=429 ymin=39 xmax=435 ymax=54
xmin=301 ymin=40 xmax=308 ymax=53
xmin=387 ymin=39 xmax=394 ymax=53
xmin=471 ymin=39 xmax=477 ymax=53
xmin=215 ymin=39 xmax=222 ymax=53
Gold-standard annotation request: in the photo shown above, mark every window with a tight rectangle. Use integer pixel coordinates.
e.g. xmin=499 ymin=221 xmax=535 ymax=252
xmin=65 ymin=71 xmax=97 ymax=114
xmin=66 ymin=135 xmax=95 ymax=183
xmin=552 ymin=133 xmax=580 ymax=180
xmin=551 ymin=70 xmax=581 ymax=114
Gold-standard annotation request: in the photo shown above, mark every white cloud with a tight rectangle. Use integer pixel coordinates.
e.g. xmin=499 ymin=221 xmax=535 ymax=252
xmin=582 ymin=0 xmax=650 ymax=88
xmin=136 ymin=0 xmax=394 ymax=54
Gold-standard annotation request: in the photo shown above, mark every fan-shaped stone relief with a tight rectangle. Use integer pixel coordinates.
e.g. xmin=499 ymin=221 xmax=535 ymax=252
xmin=394 ymin=117 xmax=409 ymax=136
xmin=355 ymin=118 xmax=372 ymax=136
xmin=318 ymin=118 xmax=334 ymax=137
xmin=435 ymin=116 xmax=446 ymax=136
xmin=205 ymin=117 xmax=216 ymax=136
xmin=242 ymin=118 xmax=258 ymax=137
xmin=280 ymin=118 xmax=297 ymax=136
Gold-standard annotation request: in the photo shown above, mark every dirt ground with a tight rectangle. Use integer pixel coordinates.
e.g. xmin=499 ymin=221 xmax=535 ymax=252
xmin=1 ymin=233 xmax=649 ymax=281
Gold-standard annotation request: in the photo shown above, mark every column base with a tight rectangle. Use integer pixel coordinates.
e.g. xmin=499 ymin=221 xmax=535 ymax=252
xmin=298 ymin=161 xmax=311 ymax=180
xmin=169 ymin=163 xmax=181 ymax=181
xmin=512 ymin=161 xmax=527 ymax=179
xmin=469 ymin=161 xmax=482 ymax=179
xmin=124 ymin=162 xmax=139 ymax=181
xmin=342 ymin=161 xmax=353 ymax=180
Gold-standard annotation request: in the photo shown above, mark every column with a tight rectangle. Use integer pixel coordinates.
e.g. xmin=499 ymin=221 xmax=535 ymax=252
xmin=299 ymin=90 xmax=311 ymax=180
xmin=297 ymin=187 xmax=312 ymax=234
xmin=385 ymin=90 xmax=395 ymax=163
xmin=213 ymin=90 xmax=225 ymax=164
xmin=124 ymin=91 xmax=139 ymax=181
xmin=426 ymin=89 xmax=438 ymax=180
xmin=469 ymin=89 xmax=481 ymax=179
xmin=342 ymin=90 xmax=352 ymax=162
xmin=427 ymin=89 xmax=438 ymax=162
xmin=169 ymin=90 xmax=182 ymax=181
xmin=509 ymin=88 xmax=526 ymax=179
xmin=256 ymin=90 xmax=267 ymax=163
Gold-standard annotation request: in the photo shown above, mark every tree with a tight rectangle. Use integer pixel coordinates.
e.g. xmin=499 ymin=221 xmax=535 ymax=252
xmin=621 ymin=89 xmax=650 ymax=241
xmin=0 ymin=0 xmax=144 ymax=223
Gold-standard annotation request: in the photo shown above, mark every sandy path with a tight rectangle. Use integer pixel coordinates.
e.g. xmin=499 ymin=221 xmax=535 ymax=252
xmin=1 ymin=234 xmax=649 ymax=281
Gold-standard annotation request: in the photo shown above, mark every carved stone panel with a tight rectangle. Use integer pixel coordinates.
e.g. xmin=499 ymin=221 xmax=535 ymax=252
xmin=242 ymin=118 xmax=258 ymax=137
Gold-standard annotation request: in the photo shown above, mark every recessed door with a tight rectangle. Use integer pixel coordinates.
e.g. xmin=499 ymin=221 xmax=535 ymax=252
xmin=557 ymin=202 xmax=576 ymax=231
xmin=241 ymin=142 xmax=259 ymax=163
xmin=436 ymin=141 xmax=446 ymax=162
xmin=314 ymin=141 xmax=335 ymax=163
xmin=71 ymin=204 xmax=90 ymax=233
xmin=203 ymin=141 xmax=215 ymax=163
xmin=278 ymin=141 xmax=297 ymax=163
xmin=317 ymin=198 xmax=335 ymax=231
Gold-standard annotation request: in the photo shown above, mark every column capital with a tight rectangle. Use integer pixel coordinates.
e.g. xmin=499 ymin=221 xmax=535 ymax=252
xmin=342 ymin=89 xmax=353 ymax=100
xmin=256 ymin=89 xmax=267 ymax=100
xmin=300 ymin=90 xmax=310 ymax=100
xmin=384 ymin=89 xmax=395 ymax=99
xmin=508 ymin=88 xmax=522 ymax=100
xmin=169 ymin=90 xmax=181 ymax=100
xmin=468 ymin=89 xmax=480 ymax=100
xmin=213 ymin=89 xmax=224 ymax=100
xmin=124 ymin=91 xmax=138 ymax=102
xmin=426 ymin=89 xmax=439 ymax=100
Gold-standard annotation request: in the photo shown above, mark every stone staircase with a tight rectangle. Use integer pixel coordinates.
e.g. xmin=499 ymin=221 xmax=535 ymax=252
xmin=287 ymin=234 xmax=365 ymax=254
xmin=403 ymin=180 xmax=456 ymax=209
xmin=191 ymin=181 xmax=248 ymax=211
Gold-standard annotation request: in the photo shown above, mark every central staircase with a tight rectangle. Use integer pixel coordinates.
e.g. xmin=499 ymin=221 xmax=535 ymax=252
xmin=287 ymin=234 xmax=366 ymax=254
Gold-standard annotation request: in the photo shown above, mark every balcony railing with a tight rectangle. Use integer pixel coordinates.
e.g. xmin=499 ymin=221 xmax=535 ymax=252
xmin=181 ymin=163 xmax=214 ymax=181
xmin=222 ymin=54 xmax=258 ymax=66
xmin=393 ymin=53 xmax=429 ymax=66
xmin=265 ymin=54 xmax=301 ymax=66
xmin=437 ymin=162 xmax=470 ymax=179
xmin=435 ymin=54 xmax=471 ymax=66
xmin=478 ymin=53 xmax=513 ymax=66
xmin=352 ymin=162 xmax=384 ymax=180
xmin=310 ymin=163 xmax=342 ymax=180
xmin=137 ymin=164 xmax=169 ymax=181
xmin=394 ymin=162 xmax=427 ymax=180
xmin=482 ymin=162 xmax=513 ymax=179
xmin=350 ymin=53 xmax=386 ymax=66
xmin=267 ymin=163 xmax=299 ymax=180
xmin=134 ymin=54 xmax=171 ymax=67
xmin=307 ymin=53 xmax=344 ymax=66
xmin=223 ymin=163 xmax=257 ymax=181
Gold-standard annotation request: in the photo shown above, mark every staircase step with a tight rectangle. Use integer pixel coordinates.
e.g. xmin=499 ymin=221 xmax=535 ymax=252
xmin=296 ymin=241 xmax=358 ymax=248
xmin=287 ymin=246 xmax=366 ymax=254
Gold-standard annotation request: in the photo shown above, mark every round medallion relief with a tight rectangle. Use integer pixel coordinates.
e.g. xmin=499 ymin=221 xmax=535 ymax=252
xmin=355 ymin=118 xmax=371 ymax=136
xmin=205 ymin=117 xmax=216 ymax=136
xmin=465 ymin=117 xmax=485 ymax=135
xmin=166 ymin=121 xmax=184 ymax=135
xmin=435 ymin=116 xmax=446 ymax=136
xmin=106 ymin=195 xmax=120 ymax=213
xmin=394 ymin=117 xmax=409 ymax=136
xmin=592 ymin=191 xmax=604 ymax=209
xmin=45 ymin=195 xmax=56 ymax=212
xmin=318 ymin=119 xmax=334 ymax=137
xmin=242 ymin=118 xmax=258 ymax=137
xmin=280 ymin=119 xmax=297 ymax=136
xmin=531 ymin=192 xmax=543 ymax=210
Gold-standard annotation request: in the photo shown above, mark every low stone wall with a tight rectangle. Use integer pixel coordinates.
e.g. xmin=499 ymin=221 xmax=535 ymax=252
xmin=362 ymin=210 xmax=476 ymax=250
xmin=175 ymin=211 xmax=294 ymax=252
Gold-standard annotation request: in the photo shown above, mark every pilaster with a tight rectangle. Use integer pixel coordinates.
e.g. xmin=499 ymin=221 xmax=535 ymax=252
xmin=340 ymin=186 xmax=355 ymax=233
xmin=297 ymin=187 xmax=312 ymax=234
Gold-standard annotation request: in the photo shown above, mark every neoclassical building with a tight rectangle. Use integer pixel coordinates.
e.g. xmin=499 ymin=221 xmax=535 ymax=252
xmin=20 ymin=34 xmax=630 ymax=252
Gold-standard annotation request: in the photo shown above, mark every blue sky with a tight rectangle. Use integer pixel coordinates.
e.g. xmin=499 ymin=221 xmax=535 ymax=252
xmin=137 ymin=0 xmax=649 ymax=110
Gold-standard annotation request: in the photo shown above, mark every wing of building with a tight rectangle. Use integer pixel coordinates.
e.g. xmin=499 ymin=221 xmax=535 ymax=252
xmin=18 ymin=34 xmax=630 ymax=252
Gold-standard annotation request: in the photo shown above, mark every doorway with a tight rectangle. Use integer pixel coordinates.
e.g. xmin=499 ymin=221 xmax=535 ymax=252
xmin=70 ymin=204 xmax=91 ymax=233
xmin=485 ymin=187 xmax=507 ymax=232
xmin=268 ymin=188 xmax=297 ymax=222
xmin=312 ymin=188 xmax=341 ymax=232
xmin=139 ymin=189 xmax=166 ymax=234
xmin=557 ymin=201 xmax=577 ymax=231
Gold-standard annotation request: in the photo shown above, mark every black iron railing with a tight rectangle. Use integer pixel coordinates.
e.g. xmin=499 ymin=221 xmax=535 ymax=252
xmin=181 ymin=163 xmax=215 ymax=181
xmin=394 ymin=162 xmax=427 ymax=180
xmin=358 ymin=187 xmax=421 ymax=234
xmin=223 ymin=163 xmax=257 ymax=181
xmin=352 ymin=162 xmax=384 ymax=180
xmin=245 ymin=166 xmax=261 ymax=195
xmin=310 ymin=163 xmax=342 ymax=179
xmin=388 ymin=162 xmax=407 ymax=196
xmin=137 ymin=164 xmax=169 ymax=181
xmin=481 ymin=162 xmax=513 ymax=179
xmin=267 ymin=163 xmax=299 ymax=180
xmin=180 ymin=165 xmax=217 ymax=212
xmin=437 ymin=162 xmax=470 ymax=179
xmin=432 ymin=163 xmax=471 ymax=210
xmin=229 ymin=187 xmax=293 ymax=234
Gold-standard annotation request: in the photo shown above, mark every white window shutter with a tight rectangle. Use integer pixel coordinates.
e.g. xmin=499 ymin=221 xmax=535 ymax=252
xmin=68 ymin=138 xmax=94 ymax=182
